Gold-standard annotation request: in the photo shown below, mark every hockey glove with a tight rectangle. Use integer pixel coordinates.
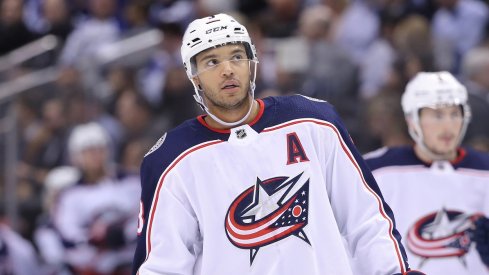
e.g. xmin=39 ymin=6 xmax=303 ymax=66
xmin=473 ymin=216 xmax=489 ymax=267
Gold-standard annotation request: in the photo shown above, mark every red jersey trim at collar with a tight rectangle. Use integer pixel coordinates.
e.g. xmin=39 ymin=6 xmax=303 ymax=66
xmin=197 ymin=99 xmax=265 ymax=134
xmin=419 ymin=147 xmax=467 ymax=166
xmin=451 ymin=148 xmax=466 ymax=165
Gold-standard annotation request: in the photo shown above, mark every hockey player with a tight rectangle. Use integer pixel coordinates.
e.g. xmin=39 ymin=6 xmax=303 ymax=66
xmin=365 ymin=71 xmax=489 ymax=274
xmin=54 ymin=122 xmax=140 ymax=274
xmin=133 ymin=13 xmax=423 ymax=275
xmin=0 ymin=207 xmax=39 ymax=275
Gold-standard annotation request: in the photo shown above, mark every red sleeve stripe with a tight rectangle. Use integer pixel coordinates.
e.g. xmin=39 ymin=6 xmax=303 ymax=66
xmin=264 ymin=118 xmax=407 ymax=273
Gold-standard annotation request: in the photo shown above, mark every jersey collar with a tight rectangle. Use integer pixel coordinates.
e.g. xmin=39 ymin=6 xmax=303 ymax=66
xmin=197 ymin=99 xmax=265 ymax=134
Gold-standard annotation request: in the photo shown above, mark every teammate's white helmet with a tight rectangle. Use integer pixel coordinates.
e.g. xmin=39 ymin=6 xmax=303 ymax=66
xmin=68 ymin=122 xmax=109 ymax=157
xmin=401 ymin=71 xmax=471 ymax=156
xmin=44 ymin=166 xmax=80 ymax=212
xmin=181 ymin=13 xmax=258 ymax=78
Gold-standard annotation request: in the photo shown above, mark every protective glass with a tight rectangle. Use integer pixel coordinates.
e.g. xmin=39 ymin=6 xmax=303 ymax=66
xmin=420 ymin=106 xmax=464 ymax=124
xmin=194 ymin=54 xmax=253 ymax=76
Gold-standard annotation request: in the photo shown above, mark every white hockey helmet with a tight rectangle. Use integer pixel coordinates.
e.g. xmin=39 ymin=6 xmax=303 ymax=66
xmin=181 ymin=13 xmax=258 ymax=78
xmin=181 ymin=13 xmax=259 ymax=127
xmin=401 ymin=71 xmax=471 ymax=155
xmin=68 ymin=122 xmax=109 ymax=157
xmin=44 ymin=166 xmax=80 ymax=212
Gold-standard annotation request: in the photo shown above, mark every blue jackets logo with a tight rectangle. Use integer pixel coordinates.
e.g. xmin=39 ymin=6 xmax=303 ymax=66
xmin=406 ymin=208 xmax=478 ymax=268
xmin=225 ymin=172 xmax=311 ymax=264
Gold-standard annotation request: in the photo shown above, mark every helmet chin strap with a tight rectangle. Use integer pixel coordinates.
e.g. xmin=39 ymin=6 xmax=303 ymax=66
xmin=191 ymin=61 xmax=258 ymax=128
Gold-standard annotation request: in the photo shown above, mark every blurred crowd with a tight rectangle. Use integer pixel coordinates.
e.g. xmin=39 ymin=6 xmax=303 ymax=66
xmin=1 ymin=0 xmax=489 ymax=274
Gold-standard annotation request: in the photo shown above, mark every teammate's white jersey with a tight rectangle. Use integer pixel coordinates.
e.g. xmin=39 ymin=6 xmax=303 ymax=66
xmin=0 ymin=224 xmax=39 ymax=275
xmin=365 ymin=146 xmax=489 ymax=274
xmin=54 ymin=171 xmax=141 ymax=272
xmin=133 ymin=95 xmax=413 ymax=275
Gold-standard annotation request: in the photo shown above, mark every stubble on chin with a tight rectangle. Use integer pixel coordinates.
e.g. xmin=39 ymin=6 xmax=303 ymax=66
xmin=203 ymin=85 xmax=251 ymax=110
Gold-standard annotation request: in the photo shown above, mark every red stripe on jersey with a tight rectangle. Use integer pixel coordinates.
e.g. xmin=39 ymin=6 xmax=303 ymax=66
xmin=451 ymin=148 xmax=466 ymax=165
xmin=225 ymin=195 xmax=297 ymax=240
xmin=227 ymin=223 xmax=304 ymax=248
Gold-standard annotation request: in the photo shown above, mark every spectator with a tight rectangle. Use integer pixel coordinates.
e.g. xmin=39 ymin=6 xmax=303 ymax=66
xmin=58 ymin=0 xmax=120 ymax=68
xmin=432 ymin=0 xmax=489 ymax=72
xmin=123 ymin=0 xmax=152 ymax=37
xmin=323 ymin=0 xmax=379 ymax=64
xmin=0 ymin=0 xmax=37 ymax=55
xmin=41 ymin=0 xmax=74 ymax=42
xmin=254 ymin=0 xmax=303 ymax=38
xmin=461 ymin=46 xmax=489 ymax=149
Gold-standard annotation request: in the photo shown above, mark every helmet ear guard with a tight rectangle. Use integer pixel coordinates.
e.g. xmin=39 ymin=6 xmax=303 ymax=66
xmin=401 ymin=71 xmax=472 ymax=159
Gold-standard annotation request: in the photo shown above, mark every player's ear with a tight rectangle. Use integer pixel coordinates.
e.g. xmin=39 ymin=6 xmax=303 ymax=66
xmin=405 ymin=117 xmax=412 ymax=127
xmin=404 ymin=115 xmax=414 ymax=128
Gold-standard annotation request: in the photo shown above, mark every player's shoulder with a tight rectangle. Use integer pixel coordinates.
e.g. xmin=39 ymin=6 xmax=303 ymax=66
xmin=458 ymin=147 xmax=489 ymax=171
xmin=265 ymin=94 xmax=338 ymax=123
xmin=141 ymin=118 xmax=216 ymax=171
xmin=364 ymin=146 xmax=421 ymax=171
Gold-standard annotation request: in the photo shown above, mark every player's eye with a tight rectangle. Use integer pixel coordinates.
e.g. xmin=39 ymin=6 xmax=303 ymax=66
xmin=232 ymin=54 xmax=244 ymax=61
xmin=206 ymin=59 xmax=219 ymax=67
xmin=450 ymin=111 xmax=462 ymax=120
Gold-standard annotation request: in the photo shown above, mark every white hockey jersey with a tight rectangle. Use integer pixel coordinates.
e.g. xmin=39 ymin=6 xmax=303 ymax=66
xmin=54 ymin=171 xmax=141 ymax=272
xmin=365 ymin=146 xmax=489 ymax=274
xmin=133 ymin=95 xmax=413 ymax=275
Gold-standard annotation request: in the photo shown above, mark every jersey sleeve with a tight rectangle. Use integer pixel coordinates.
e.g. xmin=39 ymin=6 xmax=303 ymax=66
xmin=53 ymin=189 xmax=87 ymax=244
xmin=132 ymin=155 xmax=200 ymax=275
xmin=321 ymin=108 xmax=409 ymax=274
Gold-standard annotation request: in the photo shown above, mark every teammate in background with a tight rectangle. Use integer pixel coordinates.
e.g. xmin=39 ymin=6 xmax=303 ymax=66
xmin=34 ymin=166 xmax=80 ymax=274
xmin=132 ymin=13 xmax=423 ymax=275
xmin=54 ymin=122 xmax=140 ymax=274
xmin=0 ymin=205 xmax=39 ymax=275
xmin=365 ymin=71 xmax=489 ymax=274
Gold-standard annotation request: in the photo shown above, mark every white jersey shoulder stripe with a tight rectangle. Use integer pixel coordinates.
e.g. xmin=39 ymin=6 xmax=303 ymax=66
xmin=363 ymin=147 xmax=389 ymax=160
xmin=373 ymin=165 xmax=489 ymax=178
xmin=372 ymin=165 xmax=427 ymax=175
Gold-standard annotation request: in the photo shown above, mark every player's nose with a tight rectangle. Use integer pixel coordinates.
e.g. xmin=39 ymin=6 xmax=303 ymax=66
xmin=220 ymin=61 xmax=234 ymax=77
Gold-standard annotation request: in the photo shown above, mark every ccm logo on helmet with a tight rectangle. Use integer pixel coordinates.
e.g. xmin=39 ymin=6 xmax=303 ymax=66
xmin=206 ymin=25 xmax=228 ymax=34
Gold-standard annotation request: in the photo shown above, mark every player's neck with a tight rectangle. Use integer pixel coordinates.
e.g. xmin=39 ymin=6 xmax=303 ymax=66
xmin=205 ymin=99 xmax=259 ymax=130
xmin=413 ymin=144 xmax=457 ymax=164
xmin=83 ymin=168 xmax=108 ymax=184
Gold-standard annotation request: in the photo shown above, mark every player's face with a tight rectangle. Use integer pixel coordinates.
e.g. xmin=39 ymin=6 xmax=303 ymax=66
xmin=192 ymin=44 xmax=251 ymax=112
xmin=419 ymin=105 xmax=463 ymax=155
xmin=78 ymin=146 xmax=108 ymax=173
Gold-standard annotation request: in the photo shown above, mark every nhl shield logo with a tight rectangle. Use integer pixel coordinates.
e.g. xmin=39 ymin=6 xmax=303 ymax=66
xmin=235 ymin=129 xmax=247 ymax=139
